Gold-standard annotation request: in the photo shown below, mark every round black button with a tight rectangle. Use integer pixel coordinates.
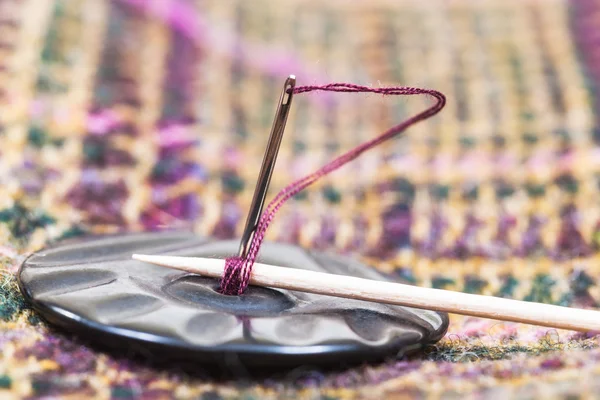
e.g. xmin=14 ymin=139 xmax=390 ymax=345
xmin=19 ymin=232 xmax=448 ymax=366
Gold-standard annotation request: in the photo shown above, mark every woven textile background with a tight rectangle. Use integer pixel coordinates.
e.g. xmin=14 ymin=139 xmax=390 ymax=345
xmin=1 ymin=0 xmax=600 ymax=398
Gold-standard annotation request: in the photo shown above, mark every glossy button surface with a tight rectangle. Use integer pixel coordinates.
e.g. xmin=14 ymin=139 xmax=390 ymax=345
xmin=19 ymin=232 xmax=449 ymax=366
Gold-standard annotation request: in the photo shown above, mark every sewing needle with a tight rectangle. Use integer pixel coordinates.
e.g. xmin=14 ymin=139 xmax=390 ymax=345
xmin=238 ymin=75 xmax=296 ymax=258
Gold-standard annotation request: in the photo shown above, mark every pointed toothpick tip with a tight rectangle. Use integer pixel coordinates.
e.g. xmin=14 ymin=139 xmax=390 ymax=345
xmin=131 ymin=253 xmax=146 ymax=261
xmin=132 ymin=253 xmax=165 ymax=265
xmin=132 ymin=254 xmax=225 ymax=278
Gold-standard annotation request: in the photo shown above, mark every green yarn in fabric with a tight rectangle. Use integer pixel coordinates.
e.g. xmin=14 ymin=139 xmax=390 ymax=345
xmin=0 ymin=375 xmax=12 ymax=389
xmin=221 ymin=174 xmax=246 ymax=194
xmin=496 ymin=275 xmax=519 ymax=298
xmin=524 ymin=274 xmax=557 ymax=304
xmin=463 ymin=276 xmax=488 ymax=294
xmin=432 ymin=276 xmax=455 ymax=289
xmin=426 ymin=337 xmax=598 ymax=363
xmin=322 ymin=185 xmax=342 ymax=204
xmin=0 ymin=204 xmax=56 ymax=240
xmin=0 ymin=274 xmax=27 ymax=321
xmin=111 ymin=386 xmax=135 ymax=399
xmin=57 ymin=226 xmax=88 ymax=240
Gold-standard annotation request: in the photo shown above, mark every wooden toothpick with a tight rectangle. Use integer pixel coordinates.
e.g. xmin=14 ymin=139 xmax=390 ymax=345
xmin=132 ymin=254 xmax=600 ymax=332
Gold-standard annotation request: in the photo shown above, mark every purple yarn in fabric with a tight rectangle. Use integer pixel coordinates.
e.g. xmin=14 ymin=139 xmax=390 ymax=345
xmin=119 ymin=0 xmax=327 ymax=84
xmin=220 ymin=83 xmax=446 ymax=295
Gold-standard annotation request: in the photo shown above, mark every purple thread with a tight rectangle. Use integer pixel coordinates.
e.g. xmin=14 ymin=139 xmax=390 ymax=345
xmin=220 ymin=83 xmax=446 ymax=295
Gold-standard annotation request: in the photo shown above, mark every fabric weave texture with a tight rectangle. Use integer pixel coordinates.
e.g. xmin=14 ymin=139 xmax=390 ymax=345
xmin=1 ymin=0 xmax=600 ymax=398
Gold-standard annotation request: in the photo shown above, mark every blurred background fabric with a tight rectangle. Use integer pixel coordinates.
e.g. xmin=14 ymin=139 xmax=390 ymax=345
xmin=1 ymin=0 xmax=600 ymax=398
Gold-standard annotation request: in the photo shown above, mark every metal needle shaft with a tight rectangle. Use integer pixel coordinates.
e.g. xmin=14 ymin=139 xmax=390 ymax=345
xmin=238 ymin=75 xmax=296 ymax=258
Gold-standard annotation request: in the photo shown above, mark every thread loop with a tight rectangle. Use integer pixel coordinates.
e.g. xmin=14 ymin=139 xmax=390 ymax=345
xmin=219 ymin=84 xmax=446 ymax=295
